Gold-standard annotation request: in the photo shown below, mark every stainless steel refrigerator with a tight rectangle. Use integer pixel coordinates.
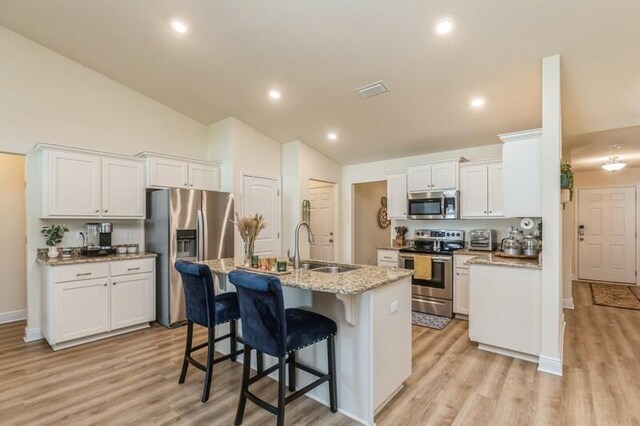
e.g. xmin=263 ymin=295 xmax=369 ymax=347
xmin=145 ymin=188 xmax=234 ymax=328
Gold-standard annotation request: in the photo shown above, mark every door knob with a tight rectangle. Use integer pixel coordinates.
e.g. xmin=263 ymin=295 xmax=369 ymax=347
xmin=329 ymin=239 xmax=334 ymax=243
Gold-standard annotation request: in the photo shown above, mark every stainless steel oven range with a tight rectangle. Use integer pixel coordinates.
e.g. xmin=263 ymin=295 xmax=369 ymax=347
xmin=400 ymin=229 xmax=464 ymax=318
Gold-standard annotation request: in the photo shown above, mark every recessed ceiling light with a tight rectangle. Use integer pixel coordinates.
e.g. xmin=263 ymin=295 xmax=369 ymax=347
xmin=470 ymin=97 xmax=486 ymax=108
xmin=171 ymin=20 xmax=188 ymax=34
xmin=602 ymin=156 xmax=626 ymax=172
xmin=435 ymin=18 xmax=454 ymax=35
xmin=327 ymin=132 xmax=338 ymax=141
xmin=268 ymin=90 xmax=282 ymax=100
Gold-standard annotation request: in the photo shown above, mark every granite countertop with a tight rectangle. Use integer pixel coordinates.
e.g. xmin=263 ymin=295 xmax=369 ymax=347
xmin=200 ymin=258 xmax=414 ymax=295
xmin=37 ymin=252 xmax=157 ymax=266
xmin=464 ymin=252 xmax=541 ymax=270
xmin=376 ymin=245 xmax=410 ymax=251
xmin=454 ymin=248 xmax=497 ymax=256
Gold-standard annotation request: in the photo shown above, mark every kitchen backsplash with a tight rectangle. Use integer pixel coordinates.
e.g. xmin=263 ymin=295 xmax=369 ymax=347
xmin=393 ymin=218 xmax=542 ymax=245
xmin=37 ymin=219 xmax=144 ymax=249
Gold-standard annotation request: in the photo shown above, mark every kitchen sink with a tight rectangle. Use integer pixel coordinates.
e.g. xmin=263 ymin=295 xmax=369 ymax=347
xmin=299 ymin=262 xmax=327 ymax=270
xmin=313 ymin=265 xmax=360 ymax=274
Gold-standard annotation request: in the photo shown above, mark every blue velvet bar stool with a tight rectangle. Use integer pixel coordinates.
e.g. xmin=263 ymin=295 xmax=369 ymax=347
xmin=228 ymin=270 xmax=338 ymax=426
xmin=174 ymin=260 xmax=245 ymax=403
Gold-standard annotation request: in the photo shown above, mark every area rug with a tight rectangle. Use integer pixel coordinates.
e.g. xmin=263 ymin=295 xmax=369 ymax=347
xmin=590 ymin=282 xmax=640 ymax=310
xmin=411 ymin=311 xmax=452 ymax=330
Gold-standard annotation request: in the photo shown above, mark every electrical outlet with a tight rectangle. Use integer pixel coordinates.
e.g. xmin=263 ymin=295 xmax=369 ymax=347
xmin=124 ymin=230 xmax=133 ymax=239
xmin=75 ymin=231 xmax=83 ymax=241
xmin=389 ymin=300 xmax=399 ymax=315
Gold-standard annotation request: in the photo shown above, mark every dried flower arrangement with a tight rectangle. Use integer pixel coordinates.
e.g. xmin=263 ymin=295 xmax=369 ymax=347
xmin=233 ymin=213 xmax=266 ymax=262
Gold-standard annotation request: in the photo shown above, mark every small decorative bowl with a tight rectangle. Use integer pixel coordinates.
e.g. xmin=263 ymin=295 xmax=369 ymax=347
xmin=127 ymin=246 xmax=138 ymax=254
xmin=117 ymin=247 xmax=128 ymax=255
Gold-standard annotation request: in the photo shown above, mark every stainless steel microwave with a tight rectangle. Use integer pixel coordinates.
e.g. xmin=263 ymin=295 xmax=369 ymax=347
xmin=407 ymin=190 xmax=460 ymax=220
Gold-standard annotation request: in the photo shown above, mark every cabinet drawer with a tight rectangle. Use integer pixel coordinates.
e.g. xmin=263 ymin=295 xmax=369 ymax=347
xmin=454 ymin=255 xmax=475 ymax=270
xmin=377 ymin=249 xmax=399 ymax=263
xmin=54 ymin=263 xmax=109 ymax=283
xmin=111 ymin=258 xmax=154 ymax=277
xmin=378 ymin=260 xmax=399 ymax=268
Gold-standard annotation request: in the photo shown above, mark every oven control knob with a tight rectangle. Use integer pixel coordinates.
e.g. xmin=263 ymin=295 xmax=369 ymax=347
xmin=456 ymin=232 xmax=461 ymax=237
xmin=446 ymin=232 xmax=450 ymax=237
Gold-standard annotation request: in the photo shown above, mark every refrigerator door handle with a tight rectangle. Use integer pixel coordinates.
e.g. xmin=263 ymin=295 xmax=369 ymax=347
xmin=197 ymin=209 xmax=205 ymax=261
xmin=202 ymin=209 xmax=209 ymax=260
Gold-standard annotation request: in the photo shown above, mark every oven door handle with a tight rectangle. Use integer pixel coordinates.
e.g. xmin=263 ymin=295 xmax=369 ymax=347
xmin=400 ymin=254 xmax=451 ymax=262
xmin=412 ymin=298 xmax=447 ymax=306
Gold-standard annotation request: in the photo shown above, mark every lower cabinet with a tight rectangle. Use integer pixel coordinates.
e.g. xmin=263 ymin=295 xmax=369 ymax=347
xmin=42 ymin=258 xmax=155 ymax=349
xmin=453 ymin=254 xmax=474 ymax=317
xmin=377 ymin=249 xmax=399 ymax=267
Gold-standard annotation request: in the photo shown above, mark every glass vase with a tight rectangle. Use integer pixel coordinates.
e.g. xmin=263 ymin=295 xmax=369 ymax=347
xmin=244 ymin=241 xmax=254 ymax=266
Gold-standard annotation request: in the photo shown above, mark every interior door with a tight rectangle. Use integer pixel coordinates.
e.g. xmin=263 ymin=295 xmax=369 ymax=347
xmin=242 ymin=176 xmax=280 ymax=256
xmin=578 ymin=187 xmax=636 ymax=283
xmin=102 ymin=158 xmax=145 ymax=217
xmin=309 ymin=185 xmax=335 ymax=261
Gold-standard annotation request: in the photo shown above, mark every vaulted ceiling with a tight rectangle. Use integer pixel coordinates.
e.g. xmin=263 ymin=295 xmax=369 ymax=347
xmin=1 ymin=0 xmax=639 ymax=164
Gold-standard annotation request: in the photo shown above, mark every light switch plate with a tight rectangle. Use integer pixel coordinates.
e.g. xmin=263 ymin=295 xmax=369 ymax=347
xmin=389 ymin=300 xmax=399 ymax=315
xmin=124 ymin=230 xmax=133 ymax=239
xmin=75 ymin=231 xmax=83 ymax=241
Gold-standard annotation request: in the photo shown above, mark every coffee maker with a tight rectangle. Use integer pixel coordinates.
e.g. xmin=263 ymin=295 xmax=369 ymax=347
xmin=82 ymin=223 xmax=116 ymax=256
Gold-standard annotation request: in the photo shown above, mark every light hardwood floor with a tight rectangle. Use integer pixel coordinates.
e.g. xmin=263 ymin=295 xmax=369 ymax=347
xmin=1 ymin=281 xmax=639 ymax=425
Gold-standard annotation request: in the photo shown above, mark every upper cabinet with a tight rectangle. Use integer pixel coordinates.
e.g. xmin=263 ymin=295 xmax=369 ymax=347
xmin=407 ymin=160 xmax=459 ymax=192
xmin=140 ymin=153 xmax=220 ymax=191
xmin=40 ymin=147 xmax=145 ymax=219
xmin=386 ymin=173 xmax=407 ymax=219
xmin=460 ymin=161 xmax=503 ymax=218
xmin=499 ymin=129 xmax=542 ymax=218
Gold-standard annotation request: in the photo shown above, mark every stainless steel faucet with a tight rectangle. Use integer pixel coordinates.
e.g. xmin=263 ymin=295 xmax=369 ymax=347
xmin=288 ymin=222 xmax=315 ymax=269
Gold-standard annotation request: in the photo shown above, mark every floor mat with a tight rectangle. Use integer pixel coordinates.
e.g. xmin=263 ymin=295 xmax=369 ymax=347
xmin=411 ymin=311 xmax=452 ymax=330
xmin=590 ymin=282 xmax=640 ymax=310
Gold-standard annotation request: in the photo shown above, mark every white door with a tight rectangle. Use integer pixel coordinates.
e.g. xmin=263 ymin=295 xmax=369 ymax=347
xmin=102 ymin=158 xmax=145 ymax=217
xmin=578 ymin=187 xmax=636 ymax=283
xmin=460 ymin=164 xmax=488 ymax=217
xmin=47 ymin=151 xmax=101 ymax=216
xmin=487 ymin=164 xmax=504 ymax=217
xmin=431 ymin=161 xmax=457 ymax=190
xmin=387 ymin=173 xmax=407 ymax=219
xmin=55 ymin=278 xmax=110 ymax=342
xmin=147 ymin=157 xmax=189 ymax=188
xmin=111 ymin=273 xmax=154 ymax=329
xmin=242 ymin=175 xmax=280 ymax=256
xmin=407 ymin=165 xmax=431 ymax=192
xmin=309 ymin=185 xmax=334 ymax=261
xmin=189 ymin=163 xmax=220 ymax=191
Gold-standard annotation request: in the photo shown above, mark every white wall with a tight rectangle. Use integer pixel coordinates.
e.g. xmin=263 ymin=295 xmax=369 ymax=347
xmin=341 ymin=144 xmax=503 ymax=263
xmin=0 ymin=154 xmax=26 ymax=322
xmin=0 ymin=26 xmax=207 ymax=157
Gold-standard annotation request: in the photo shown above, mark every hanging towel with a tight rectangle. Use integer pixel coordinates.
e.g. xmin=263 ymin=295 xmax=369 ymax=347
xmin=414 ymin=255 xmax=432 ymax=281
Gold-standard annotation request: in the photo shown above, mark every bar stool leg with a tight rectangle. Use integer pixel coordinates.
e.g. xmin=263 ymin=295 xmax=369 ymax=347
xmin=230 ymin=320 xmax=238 ymax=362
xmin=234 ymin=346 xmax=251 ymax=426
xmin=257 ymin=350 xmax=264 ymax=374
xmin=288 ymin=351 xmax=296 ymax=392
xmin=328 ymin=335 xmax=338 ymax=413
xmin=202 ymin=326 xmax=215 ymax=403
xmin=179 ymin=320 xmax=193 ymax=384
xmin=277 ymin=357 xmax=287 ymax=426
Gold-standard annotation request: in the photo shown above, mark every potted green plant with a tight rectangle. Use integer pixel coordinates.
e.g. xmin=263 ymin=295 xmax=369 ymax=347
xmin=41 ymin=224 xmax=69 ymax=258
xmin=561 ymin=161 xmax=574 ymax=201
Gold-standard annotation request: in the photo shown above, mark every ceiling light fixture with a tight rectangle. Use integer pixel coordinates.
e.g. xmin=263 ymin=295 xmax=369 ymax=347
xmin=470 ymin=97 xmax=485 ymax=108
xmin=171 ymin=20 xmax=188 ymax=34
xmin=435 ymin=18 xmax=454 ymax=35
xmin=327 ymin=132 xmax=338 ymax=141
xmin=602 ymin=156 xmax=626 ymax=172
xmin=268 ymin=90 xmax=282 ymax=100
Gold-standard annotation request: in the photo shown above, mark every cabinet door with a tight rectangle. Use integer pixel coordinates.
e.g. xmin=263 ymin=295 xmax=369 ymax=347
xmin=454 ymin=269 xmax=470 ymax=315
xmin=387 ymin=174 xmax=407 ymax=219
xmin=487 ymin=164 xmax=504 ymax=217
xmin=189 ymin=163 xmax=220 ymax=191
xmin=407 ymin=165 xmax=431 ymax=192
xmin=111 ymin=272 xmax=154 ymax=329
xmin=55 ymin=278 xmax=110 ymax=342
xmin=460 ymin=164 xmax=488 ymax=217
xmin=147 ymin=157 xmax=189 ymax=188
xmin=46 ymin=151 xmax=101 ymax=216
xmin=430 ymin=161 xmax=458 ymax=190
xmin=102 ymin=158 xmax=145 ymax=217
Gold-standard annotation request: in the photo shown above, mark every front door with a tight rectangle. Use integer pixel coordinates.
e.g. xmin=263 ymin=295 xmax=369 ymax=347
xmin=242 ymin=175 xmax=281 ymax=256
xmin=578 ymin=187 xmax=636 ymax=284
xmin=309 ymin=185 xmax=335 ymax=261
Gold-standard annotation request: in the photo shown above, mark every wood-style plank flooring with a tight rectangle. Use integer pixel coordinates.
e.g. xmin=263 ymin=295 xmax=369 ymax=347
xmin=1 ymin=281 xmax=639 ymax=425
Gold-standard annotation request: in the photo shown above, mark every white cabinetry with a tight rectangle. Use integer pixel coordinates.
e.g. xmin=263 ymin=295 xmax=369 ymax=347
xmin=41 ymin=258 xmax=156 ymax=350
xmin=141 ymin=153 xmax=220 ymax=191
xmin=407 ymin=160 xmax=458 ymax=192
xmin=460 ymin=161 xmax=503 ymax=218
xmin=499 ymin=129 xmax=542 ymax=218
xmin=377 ymin=249 xmax=399 ymax=268
xmin=386 ymin=173 xmax=407 ymax=219
xmin=453 ymin=254 xmax=474 ymax=317
xmin=39 ymin=145 xmax=145 ymax=219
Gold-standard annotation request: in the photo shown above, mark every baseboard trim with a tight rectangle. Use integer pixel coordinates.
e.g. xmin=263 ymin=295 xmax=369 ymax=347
xmin=570 ymin=273 xmax=576 ymax=281
xmin=0 ymin=309 xmax=26 ymax=325
xmin=23 ymin=327 xmax=43 ymax=342
xmin=563 ymin=298 xmax=575 ymax=310
xmin=538 ymin=321 xmax=565 ymax=377
xmin=477 ymin=343 xmax=539 ymax=364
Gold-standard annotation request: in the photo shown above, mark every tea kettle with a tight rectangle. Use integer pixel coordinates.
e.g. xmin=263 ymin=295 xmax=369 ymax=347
xmin=501 ymin=227 xmax=524 ymax=256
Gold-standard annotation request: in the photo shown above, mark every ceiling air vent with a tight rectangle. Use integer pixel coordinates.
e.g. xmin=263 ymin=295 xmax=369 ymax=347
xmin=356 ymin=80 xmax=389 ymax=98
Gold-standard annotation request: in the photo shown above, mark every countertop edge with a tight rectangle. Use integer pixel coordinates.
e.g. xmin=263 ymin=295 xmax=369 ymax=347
xmin=37 ymin=252 xmax=158 ymax=266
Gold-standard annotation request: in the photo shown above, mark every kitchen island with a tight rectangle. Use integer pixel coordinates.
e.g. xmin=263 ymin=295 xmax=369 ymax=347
xmin=200 ymin=258 xmax=413 ymax=426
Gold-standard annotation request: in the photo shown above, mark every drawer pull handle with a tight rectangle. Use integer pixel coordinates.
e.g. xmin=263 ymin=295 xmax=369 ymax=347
xmin=128 ymin=267 xmax=141 ymax=271
xmin=383 ymin=256 xmax=392 ymax=260
xmin=103 ymin=283 xmax=107 ymax=287
xmin=76 ymin=272 xmax=92 ymax=276
xmin=113 ymin=282 xmax=117 ymax=286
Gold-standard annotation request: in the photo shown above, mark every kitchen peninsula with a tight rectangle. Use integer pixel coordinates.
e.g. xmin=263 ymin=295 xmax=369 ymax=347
xmin=200 ymin=258 xmax=413 ymax=426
